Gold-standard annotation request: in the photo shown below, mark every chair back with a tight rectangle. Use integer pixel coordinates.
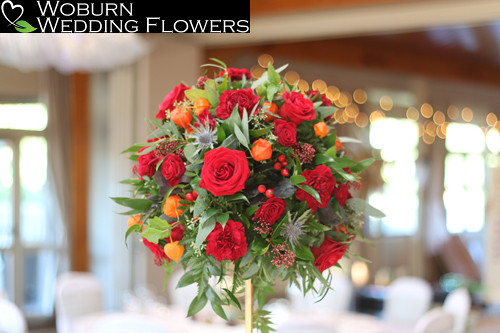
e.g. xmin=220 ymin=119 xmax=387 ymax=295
xmin=287 ymin=268 xmax=354 ymax=313
xmin=414 ymin=307 xmax=454 ymax=333
xmin=55 ymin=272 xmax=103 ymax=333
xmin=443 ymin=288 xmax=471 ymax=333
xmin=383 ymin=276 xmax=433 ymax=325
xmin=0 ymin=298 xmax=27 ymax=333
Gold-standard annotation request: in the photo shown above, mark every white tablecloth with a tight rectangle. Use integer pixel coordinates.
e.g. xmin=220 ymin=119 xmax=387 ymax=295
xmin=74 ymin=306 xmax=412 ymax=333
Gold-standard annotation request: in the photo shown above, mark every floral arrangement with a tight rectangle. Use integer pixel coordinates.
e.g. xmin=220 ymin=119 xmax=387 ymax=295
xmin=113 ymin=59 xmax=383 ymax=332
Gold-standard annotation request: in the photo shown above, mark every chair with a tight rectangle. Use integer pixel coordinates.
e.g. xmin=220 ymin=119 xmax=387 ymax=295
xmin=0 ymin=298 xmax=27 ymax=333
xmin=286 ymin=267 xmax=354 ymax=313
xmin=382 ymin=276 xmax=433 ymax=326
xmin=55 ymin=271 xmax=103 ymax=333
xmin=413 ymin=307 xmax=454 ymax=333
xmin=443 ymin=288 xmax=471 ymax=333
xmin=167 ymin=269 xmax=198 ymax=311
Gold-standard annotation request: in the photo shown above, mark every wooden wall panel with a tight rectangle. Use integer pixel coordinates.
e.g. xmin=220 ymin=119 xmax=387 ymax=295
xmin=70 ymin=73 xmax=89 ymax=271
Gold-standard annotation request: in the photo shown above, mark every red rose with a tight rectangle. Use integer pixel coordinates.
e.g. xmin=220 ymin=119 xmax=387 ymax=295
xmin=156 ymin=84 xmax=190 ymax=119
xmin=311 ymin=237 xmax=346 ymax=273
xmin=278 ymin=91 xmax=316 ymax=125
xmin=254 ymin=197 xmax=287 ymax=225
xmin=169 ymin=224 xmax=185 ymax=243
xmin=333 ymin=183 xmax=351 ymax=206
xmin=137 ymin=146 xmax=159 ymax=179
xmin=206 ymin=220 xmax=247 ymax=261
xmin=217 ymin=68 xmax=252 ymax=81
xmin=142 ymin=238 xmax=167 ymax=261
xmin=308 ymin=91 xmax=333 ymax=107
xmin=160 ymin=153 xmax=186 ymax=187
xmin=295 ymin=165 xmax=336 ymax=212
xmin=215 ymin=88 xmax=260 ymax=120
xmin=273 ymin=119 xmax=297 ymax=147
xmin=199 ymin=147 xmax=251 ymax=196
xmin=194 ymin=109 xmax=216 ymax=130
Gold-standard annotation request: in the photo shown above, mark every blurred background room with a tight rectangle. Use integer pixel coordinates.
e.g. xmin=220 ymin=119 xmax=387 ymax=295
xmin=0 ymin=0 xmax=499 ymax=332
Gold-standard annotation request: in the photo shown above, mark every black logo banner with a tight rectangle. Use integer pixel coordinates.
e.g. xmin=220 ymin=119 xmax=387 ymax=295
xmin=0 ymin=0 xmax=250 ymax=33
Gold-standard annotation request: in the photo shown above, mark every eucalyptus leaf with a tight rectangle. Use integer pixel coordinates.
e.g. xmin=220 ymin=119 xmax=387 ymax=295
xmin=347 ymin=198 xmax=385 ymax=218
xmin=110 ymin=197 xmax=153 ymax=211
xmin=234 ymin=124 xmax=249 ymax=149
xmin=195 ymin=217 xmax=216 ymax=247
xmin=187 ymin=293 xmax=208 ymax=317
xmin=184 ymin=143 xmax=199 ymax=162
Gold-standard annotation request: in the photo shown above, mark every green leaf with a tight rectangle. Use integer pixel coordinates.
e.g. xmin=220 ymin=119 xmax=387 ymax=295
xmin=195 ymin=217 xmax=216 ymax=247
xmin=325 ymin=145 xmax=338 ymax=158
xmin=140 ymin=216 xmax=172 ymax=243
xmin=290 ymin=175 xmax=306 ymax=185
xmin=220 ymin=134 xmax=238 ymax=149
xmin=314 ymin=154 xmax=335 ymax=165
xmin=266 ymin=85 xmax=279 ymax=102
xmin=207 ymin=288 xmax=228 ymax=320
xmin=111 ymin=197 xmax=153 ymax=211
xmin=15 ymin=20 xmax=37 ymax=33
xmin=241 ymin=106 xmax=250 ymax=142
xmin=317 ymin=106 xmax=337 ymax=119
xmin=209 ymin=58 xmax=227 ymax=69
xmin=297 ymin=185 xmax=322 ymax=204
xmin=224 ymin=105 xmax=242 ymax=131
xmin=295 ymin=245 xmax=315 ymax=261
xmin=216 ymin=212 xmax=230 ymax=227
xmin=184 ymin=143 xmax=199 ymax=162
xmin=121 ymin=144 xmax=147 ymax=154
xmin=350 ymin=157 xmax=377 ymax=173
xmin=249 ymin=127 xmax=271 ymax=138
xmin=234 ymin=124 xmax=249 ymax=149
xmin=217 ymin=126 xmax=226 ymax=143
xmin=347 ymin=249 xmax=372 ymax=263
xmin=223 ymin=288 xmax=242 ymax=310
xmin=125 ymin=224 xmax=141 ymax=247
xmin=324 ymin=132 xmax=337 ymax=147
xmin=267 ymin=63 xmax=281 ymax=85
xmin=347 ymin=198 xmax=385 ymax=218
xmin=242 ymin=263 xmax=259 ymax=279
xmin=204 ymin=80 xmax=219 ymax=106
xmin=185 ymin=88 xmax=214 ymax=105
xmin=187 ymin=293 xmax=208 ymax=317
xmin=224 ymin=193 xmax=250 ymax=204
xmin=162 ymin=261 xmax=176 ymax=290
xmin=251 ymin=237 xmax=269 ymax=256
xmin=162 ymin=260 xmax=175 ymax=290
xmin=177 ymin=269 xmax=199 ymax=288
xmin=334 ymin=157 xmax=357 ymax=169
xmin=200 ymin=208 xmax=220 ymax=224
xmin=245 ymin=206 xmax=259 ymax=217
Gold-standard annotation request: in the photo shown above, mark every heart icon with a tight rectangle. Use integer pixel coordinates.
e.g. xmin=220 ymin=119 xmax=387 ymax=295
xmin=1 ymin=0 xmax=23 ymax=27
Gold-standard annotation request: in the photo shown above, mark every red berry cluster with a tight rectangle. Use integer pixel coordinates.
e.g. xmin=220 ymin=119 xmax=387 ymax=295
xmin=185 ymin=190 xmax=198 ymax=202
xmin=257 ymin=184 xmax=274 ymax=198
xmin=274 ymin=154 xmax=289 ymax=176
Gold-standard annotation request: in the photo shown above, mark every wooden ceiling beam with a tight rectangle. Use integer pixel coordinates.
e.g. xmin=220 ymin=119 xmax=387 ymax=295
xmin=251 ymin=0 xmax=417 ymax=16
xmin=205 ymin=38 xmax=500 ymax=87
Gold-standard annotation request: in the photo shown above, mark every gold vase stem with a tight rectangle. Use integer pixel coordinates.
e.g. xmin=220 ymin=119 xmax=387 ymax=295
xmin=245 ymin=279 xmax=253 ymax=333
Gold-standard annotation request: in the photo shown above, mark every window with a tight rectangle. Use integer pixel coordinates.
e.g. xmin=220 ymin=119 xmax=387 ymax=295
xmin=0 ymin=103 xmax=62 ymax=319
xmin=367 ymin=117 xmax=420 ymax=237
xmin=444 ymin=123 xmax=485 ymax=233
